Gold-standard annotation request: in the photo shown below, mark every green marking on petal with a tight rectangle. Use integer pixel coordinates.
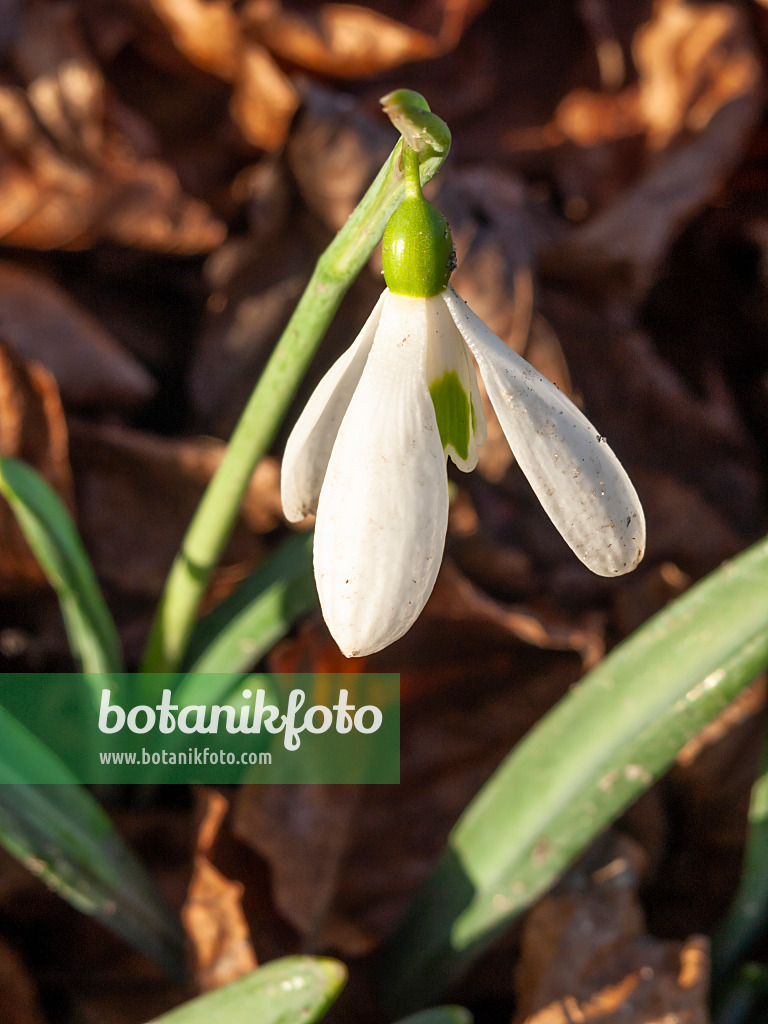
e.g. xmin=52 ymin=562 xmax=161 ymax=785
xmin=429 ymin=371 xmax=472 ymax=463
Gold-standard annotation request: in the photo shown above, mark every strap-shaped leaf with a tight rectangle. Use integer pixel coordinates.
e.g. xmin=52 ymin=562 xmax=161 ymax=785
xmin=0 ymin=706 xmax=184 ymax=978
xmin=712 ymin=736 xmax=768 ymax=990
xmin=381 ymin=536 xmax=768 ymax=1012
xmin=182 ymin=531 xmax=316 ymax=687
xmin=712 ymin=963 xmax=768 ymax=1024
xmin=0 ymin=457 xmax=123 ymax=675
xmin=146 ymin=956 xmax=346 ymax=1024
xmin=394 ymin=1009 xmax=473 ymax=1024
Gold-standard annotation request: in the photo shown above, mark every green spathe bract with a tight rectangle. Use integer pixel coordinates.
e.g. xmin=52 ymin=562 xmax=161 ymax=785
xmin=429 ymin=371 xmax=474 ymax=462
xmin=383 ymin=197 xmax=454 ymax=298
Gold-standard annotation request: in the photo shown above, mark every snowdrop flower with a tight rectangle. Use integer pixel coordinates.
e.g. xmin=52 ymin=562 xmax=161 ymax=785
xmin=281 ymin=148 xmax=645 ymax=658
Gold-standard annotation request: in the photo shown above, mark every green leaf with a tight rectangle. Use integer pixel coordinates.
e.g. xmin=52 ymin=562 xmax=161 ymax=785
xmin=182 ymin=531 xmax=316 ymax=684
xmin=0 ymin=457 xmax=123 ymax=676
xmin=380 ymin=536 xmax=768 ymax=1013
xmin=0 ymin=706 xmax=184 ymax=979
xmin=712 ymin=963 xmax=768 ymax=1024
xmin=146 ymin=956 xmax=346 ymax=1024
xmin=394 ymin=1008 xmax=473 ymax=1024
xmin=712 ymin=734 xmax=768 ymax=989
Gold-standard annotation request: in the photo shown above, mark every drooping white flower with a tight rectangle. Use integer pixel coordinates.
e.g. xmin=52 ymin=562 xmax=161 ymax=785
xmin=281 ymin=150 xmax=645 ymax=658
xmin=282 ymin=284 xmax=645 ymax=657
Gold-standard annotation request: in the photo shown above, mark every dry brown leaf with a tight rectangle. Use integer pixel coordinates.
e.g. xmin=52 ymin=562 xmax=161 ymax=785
xmin=552 ymin=86 xmax=644 ymax=148
xmin=190 ymin=233 xmax=310 ymax=432
xmin=183 ymin=790 xmax=257 ymax=992
xmin=13 ymin=0 xmax=106 ymax=155
xmin=134 ymin=0 xmax=299 ymax=150
xmin=449 ymin=525 xmax=536 ymax=602
xmin=431 ymin=170 xmax=534 ymax=344
xmin=0 ymin=108 xmax=225 ymax=250
xmin=148 ymin=0 xmax=490 ymax=80
xmin=0 ymin=341 xmax=73 ymax=589
xmin=636 ymin=0 xmax=761 ymax=147
xmin=191 ymin=262 xmax=306 ymax=426
xmin=514 ymin=834 xmax=710 ymax=1024
xmin=0 ymin=0 xmax=225 ymax=250
xmin=144 ymin=0 xmax=489 ymax=149
xmin=541 ymin=290 xmax=764 ymax=563
xmin=243 ymin=1 xmax=440 ymax=78
xmin=578 ymin=0 xmax=628 ymax=92
xmin=0 ymin=936 xmax=47 ymax=1024
xmin=144 ymin=0 xmax=241 ymax=80
xmin=0 ymin=262 xmax=155 ymax=408
xmin=230 ymin=564 xmax=588 ymax=956
xmin=635 ymin=468 xmax=749 ymax=571
xmin=645 ymin=682 xmax=765 ymax=938
xmin=232 ymin=784 xmax=363 ymax=946
xmin=229 ymin=43 xmax=299 ymax=153
xmin=286 ymin=82 xmax=393 ymax=232
xmin=93 ymin=153 xmax=227 ymax=252
xmin=0 ymin=346 xmax=70 ymax=497
xmin=68 ymin=421 xmax=281 ymax=596
xmin=423 ymin=561 xmax=606 ymax=670
xmin=232 ymin=650 xmax=580 ymax=957
xmin=545 ymin=109 xmax=760 ymax=296
xmin=233 ymin=0 xmax=485 ymax=149
xmin=543 ymin=0 xmax=762 ymax=295
xmin=190 ymin=221 xmax=380 ymax=435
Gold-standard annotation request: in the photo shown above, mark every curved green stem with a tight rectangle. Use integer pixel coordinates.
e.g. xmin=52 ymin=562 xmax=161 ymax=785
xmin=142 ymin=96 xmax=451 ymax=673
xmin=403 ymin=146 xmax=422 ymax=200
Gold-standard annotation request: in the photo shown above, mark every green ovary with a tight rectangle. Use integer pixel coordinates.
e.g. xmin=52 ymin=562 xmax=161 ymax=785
xmin=382 ymin=197 xmax=454 ymax=297
xmin=429 ymin=371 xmax=473 ymax=462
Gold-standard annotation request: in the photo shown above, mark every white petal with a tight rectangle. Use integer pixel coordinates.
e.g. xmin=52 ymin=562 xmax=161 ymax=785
xmin=281 ymin=291 xmax=386 ymax=522
xmin=314 ymin=292 xmax=449 ymax=657
xmin=444 ymin=286 xmax=645 ymax=576
xmin=424 ymin=293 xmax=487 ymax=471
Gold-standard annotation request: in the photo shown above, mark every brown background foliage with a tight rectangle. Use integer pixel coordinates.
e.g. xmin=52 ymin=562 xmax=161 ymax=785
xmin=0 ymin=0 xmax=767 ymax=1021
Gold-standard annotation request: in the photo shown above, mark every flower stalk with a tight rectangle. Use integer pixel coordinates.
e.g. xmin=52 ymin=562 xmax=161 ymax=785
xmin=402 ymin=144 xmax=422 ymax=199
xmin=142 ymin=92 xmax=451 ymax=673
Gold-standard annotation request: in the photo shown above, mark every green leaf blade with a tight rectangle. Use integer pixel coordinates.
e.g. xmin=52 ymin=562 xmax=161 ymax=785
xmin=712 ymin=736 xmax=768 ymax=989
xmin=394 ymin=1008 xmax=473 ymax=1024
xmin=183 ymin=531 xmax=316 ymax=682
xmin=381 ymin=537 xmax=768 ymax=1012
xmin=0 ymin=457 xmax=123 ymax=675
xmin=0 ymin=707 xmax=184 ymax=978
xmin=147 ymin=956 xmax=346 ymax=1024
